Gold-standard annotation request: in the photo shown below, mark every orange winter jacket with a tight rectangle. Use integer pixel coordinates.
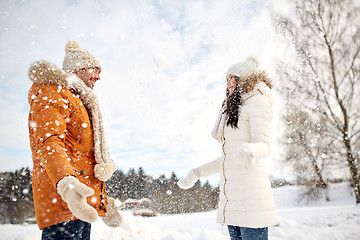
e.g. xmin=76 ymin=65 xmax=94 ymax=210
xmin=28 ymin=77 xmax=107 ymax=229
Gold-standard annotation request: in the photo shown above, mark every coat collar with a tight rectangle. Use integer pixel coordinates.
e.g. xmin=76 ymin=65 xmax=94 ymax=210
xmin=253 ymin=81 xmax=274 ymax=105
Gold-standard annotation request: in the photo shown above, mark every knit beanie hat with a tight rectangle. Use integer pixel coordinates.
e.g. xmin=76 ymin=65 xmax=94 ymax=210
xmin=226 ymin=55 xmax=260 ymax=79
xmin=62 ymin=40 xmax=102 ymax=73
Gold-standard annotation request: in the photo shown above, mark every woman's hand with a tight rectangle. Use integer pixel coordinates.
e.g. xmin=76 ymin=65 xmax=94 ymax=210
xmin=177 ymin=169 xmax=199 ymax=189
xmin=234 ymin=142 xmax=256 ymax=167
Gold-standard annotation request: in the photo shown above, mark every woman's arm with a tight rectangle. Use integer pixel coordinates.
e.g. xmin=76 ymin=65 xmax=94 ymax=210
xmin=235 ymin=95 xmax=272 ymax=166
xmin=194 ymin=157 xmax=222 ymax=177
xmin=177 ymin=157 xmax=222 ymax=189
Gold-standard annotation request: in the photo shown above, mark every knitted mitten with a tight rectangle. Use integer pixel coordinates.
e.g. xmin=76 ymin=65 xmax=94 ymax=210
xmin=102 ymin=197 xmax=123 ymax=227
xmin=177 ymin=169 xmax=199 ymax=189
xmin=234 ymin=142 xmax=256 ymax=167
xmin=57 ymin=176 xmax=98 ymax=223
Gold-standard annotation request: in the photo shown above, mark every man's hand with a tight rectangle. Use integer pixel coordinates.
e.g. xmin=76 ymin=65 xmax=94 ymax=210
xmin=102 ymin=197 xmax=123 ymax=227
xmin=57 ymin=176 xmax=98 ymax=223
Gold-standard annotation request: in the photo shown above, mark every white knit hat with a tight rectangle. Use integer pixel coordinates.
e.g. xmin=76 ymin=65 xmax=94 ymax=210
xmin=226 ymin=55 xmax=260 ymax=79
xmin=62 ymin=40 xmax=102 ymax=73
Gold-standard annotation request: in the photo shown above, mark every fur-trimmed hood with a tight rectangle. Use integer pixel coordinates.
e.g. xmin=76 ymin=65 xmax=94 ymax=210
xmin=28 ymin=60 xmax=80 ymax=105
xmin=239 ymin=71 xmax=273 ymax=105
xmin=29 ymin=60 xmax=72 ymax=88
xmin=238 ymin=71 xmax=271 ymax=93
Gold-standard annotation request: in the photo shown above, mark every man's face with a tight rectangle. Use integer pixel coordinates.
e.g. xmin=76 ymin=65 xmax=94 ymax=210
xmin=74 ymin=68 xmax=100 ymax=89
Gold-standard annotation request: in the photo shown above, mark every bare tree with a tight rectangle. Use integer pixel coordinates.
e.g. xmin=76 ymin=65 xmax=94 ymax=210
xmin=274 ymin=0 xmax=360 ymax=203
xmin=284 ymin=110 xmax=332 ymax=187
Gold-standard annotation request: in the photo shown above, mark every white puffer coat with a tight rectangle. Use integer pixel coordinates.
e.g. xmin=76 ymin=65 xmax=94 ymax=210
xmin=195 ymin=81 xmax=275 ymax=228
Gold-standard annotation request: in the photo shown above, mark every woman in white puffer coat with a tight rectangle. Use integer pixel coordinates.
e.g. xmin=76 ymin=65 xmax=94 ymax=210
xmin=177 ymin=56 xmax=275 ymax=240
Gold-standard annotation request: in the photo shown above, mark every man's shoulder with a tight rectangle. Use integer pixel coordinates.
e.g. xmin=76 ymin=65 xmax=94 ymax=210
xmin=29 ymin=83 xmax=79 ymax=107
xmin=30 ymin=83 xmax=72 ymax=97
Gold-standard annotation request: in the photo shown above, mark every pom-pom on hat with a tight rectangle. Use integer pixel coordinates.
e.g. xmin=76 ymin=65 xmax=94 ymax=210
xmin=62 ymin=40 xmax=101 ymax=73
xmin=226 ymin=55 xmax=260 ymax=79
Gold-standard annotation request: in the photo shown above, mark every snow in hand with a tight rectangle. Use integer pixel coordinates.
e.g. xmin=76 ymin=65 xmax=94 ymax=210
xmin=1 ymin=183 xmax=359 ymax=240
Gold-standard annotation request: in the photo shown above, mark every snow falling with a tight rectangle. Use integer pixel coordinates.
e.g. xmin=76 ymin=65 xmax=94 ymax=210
xmin=1 ymin=0 xmax=360 ymax=239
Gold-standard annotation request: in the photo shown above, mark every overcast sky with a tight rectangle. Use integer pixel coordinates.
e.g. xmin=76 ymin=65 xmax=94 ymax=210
xmin=0 ymin=0 xmax=295 ymax=185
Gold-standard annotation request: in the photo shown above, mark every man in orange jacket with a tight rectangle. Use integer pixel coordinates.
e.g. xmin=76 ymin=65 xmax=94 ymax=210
xmin=28 ymin=41 xmax=122 ymax=239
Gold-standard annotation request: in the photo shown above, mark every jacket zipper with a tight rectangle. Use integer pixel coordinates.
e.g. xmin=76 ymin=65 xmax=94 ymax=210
xmin=221 ymin=137 xmax=228 ymax=224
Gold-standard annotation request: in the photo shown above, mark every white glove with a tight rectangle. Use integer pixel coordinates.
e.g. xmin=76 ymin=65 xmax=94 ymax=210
xmin=57 ymin=176 xmax=98 ymax=223
xmin=102 ymin=197 xmax=123 ymax=227
xmin=177 ymin=169 xmax=199 ymax=189
xmin=234 ymin=142 xmax=256 ymax=167
xmin=94 ymin=159 xmax=117 ymax=181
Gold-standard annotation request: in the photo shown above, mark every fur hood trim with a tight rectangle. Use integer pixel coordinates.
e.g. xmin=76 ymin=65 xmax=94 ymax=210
xmin=237 ymin=71 xmax=272 ymax=94
xmin=28 ymin=60 xmax=73 ymax=89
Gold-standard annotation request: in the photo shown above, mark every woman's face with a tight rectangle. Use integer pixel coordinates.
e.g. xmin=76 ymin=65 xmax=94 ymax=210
xmin=226 ymin=74 xmax=237 ymax=96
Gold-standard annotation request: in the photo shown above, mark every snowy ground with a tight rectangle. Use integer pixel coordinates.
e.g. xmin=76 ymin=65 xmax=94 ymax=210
xmin=1 ymin=183 xmax=359 ymax=240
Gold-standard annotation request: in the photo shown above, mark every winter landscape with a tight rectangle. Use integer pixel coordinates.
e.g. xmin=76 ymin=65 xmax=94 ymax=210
xmin=0 ymin=182 xmax=359 ymax=240
xmin=1 ymin=0 xmax=360 ymax=240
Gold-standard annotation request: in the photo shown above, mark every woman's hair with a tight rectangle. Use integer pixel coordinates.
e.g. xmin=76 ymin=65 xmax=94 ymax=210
xmin=224 ymin=76 xmax=243 ymax=129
